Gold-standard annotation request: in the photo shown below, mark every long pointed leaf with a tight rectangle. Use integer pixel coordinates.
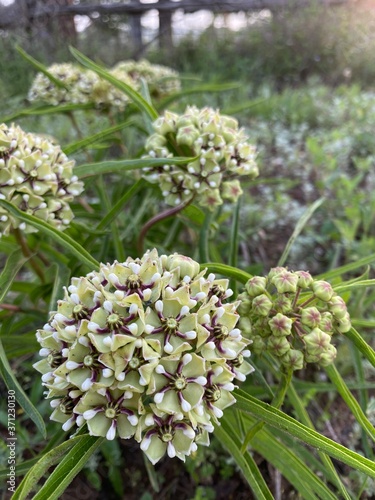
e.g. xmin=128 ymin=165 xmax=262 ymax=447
xmin=69 ymin=47 xmax=158 ymax=121
xmin=199 ymin=262 xmax=252 ymax=284
xmin=234 ymin=389 xmax=375 ymax=477
xmin=75 ymin=156 xmax=197 ymax=179
xmin=0 ymin=200 xmax=99 ymax=270
xmin=0 ymin=338 xmax=46 ymax=438
xmin=16 ymin=45 xmax=69 ymax=90
xmin=63 ymin=119 xmax=135 ymax=155
xmin=217 ymin=419 xmax=273 ymax=500
xmin=0 ymin=249 xmax=28 ymax=303
xmin=344 ymin=327 xmax=375 ymax=368
xmin=32 ymin=435 xmax=104 ymax=500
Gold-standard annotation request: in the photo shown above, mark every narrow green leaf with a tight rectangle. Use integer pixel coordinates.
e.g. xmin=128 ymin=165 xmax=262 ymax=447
xmin=49 ymin=263 xmax=71 ymax=311
xmin=344 ymin=327 xmax=375 ymax=368
xmin=325 ymin=364 xmax=375 ymax=443
xmin=237 ymin=413 xmax=337 ymax=500
xmin=63 ymin=119 xmax=135 ymax=155
xmin=12 ymin=436 xmax=85 ymax=500
xmin=0 ymin=249 xmax=28 ymax=303
xmin=278 ymin=197 xmax=324 ymax=266
xmin=2 ymin=103 xmax=95 ymax=123
xmin=75 ymin=156 xmax=196 ymax=179
xmin=287 ymin=383 xmax=353 ymax=500
xmin=159 ymin=82 xmax=241 ymax=109
xmin=217 ymin=419 xmax=274 ymax=500
xmin=199 ymin=262 xmax=252 ymax=284
xmin=16 ymin=45 xmax=69 ymax=90
xmin=69 ymin=46 xmax=158 ymax=120
xmin=333 ymin=279 xmax=375 ymax=293
xmin=318 ymin=252 xmax=375 ymax=281
xmin=222 ymin=97 xmax=269 ymax=116
xmin=32 ymin=435 xmax=104 ymax=500
xmin=0 ymin=338 xmax=46 ymax=438
xmin=234 ymin=389 xmax=375 ymax=477
xmin=0 ymin=200 xmax=99 ymax=270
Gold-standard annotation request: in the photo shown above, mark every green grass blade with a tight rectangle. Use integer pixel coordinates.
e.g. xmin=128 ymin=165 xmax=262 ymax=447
xmin=199 ymin=262 xmax=252 ymax=284
xmin=325 ymin=364 xmax=375 ymax=443
xmin=333 ymin=279 xmax=375 ymax=293
xmin=234 ymin=389 xmax=375 ymax=477
xmin=12 ymin=436 xmax=85 ymax=500
xmin=0 ymin=200 xmax=99 ymax=270
xmin=16 ymin=45 xmax=69 ymax=90
xmin=217 ymin=419 xmax=274 ymax=500
xmin=69 ymin=46 xmax=158 ymax=121
xmin=75 ymin=156 xmax=196 ymax=178
xmin=0 ymin=338 xmax=46 ymax=438
xmin=278 ymin=197 xmax=324 ymax=266
xmin=63 ymin=119 xmax=135 ymax=155
xmin=344 ymin=327 xmax=375 ymax=368
xmin=32 ymin=435 xmax=104 ymax=500
xmin=0 ymin=249 xmax=28 ymax=302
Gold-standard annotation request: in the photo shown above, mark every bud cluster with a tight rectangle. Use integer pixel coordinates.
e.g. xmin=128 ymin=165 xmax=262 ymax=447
xmin=28 ymin=61 xmax=180 ymax=110
xmin=0 ymin=123 xmax=84 ymax=235
xmin=143 ymin=106 xmax=258 ymax=209
xmin=112 ymin=60 xmax=181 ymax=97
xmin=238 ymin=267 xmax=351 ymax=370
xmin=34 ymin=250 xmax=252 ymax=464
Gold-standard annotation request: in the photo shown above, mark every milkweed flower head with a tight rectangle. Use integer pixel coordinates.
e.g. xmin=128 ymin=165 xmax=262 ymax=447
xmin=238 ymin=267 xmax=351 ymax=370
xmin=0 ymin=123 xmax=84 ymax=236
xmin=143 ymin=106 xmax=258 ymax=209
xmin=34 ymin=249 xmax=253 ymax=464
xmin=112 ymin=60 xmax=181 ymax=97
xmin=28 ymin=63 xmax=100 ymax=106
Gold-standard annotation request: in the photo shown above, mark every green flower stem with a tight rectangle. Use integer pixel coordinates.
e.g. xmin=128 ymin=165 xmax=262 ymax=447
xmin=137 ymin=198 xmax=193 ymax=254
xmin=13 ymin=228 xmax=45 ymax=283
xmin=229 ymin=197 xmax=241 ymax=296
xmin=241 ymin=369 xmax=293 ymax=453
xmin=199 ymin=210 xmax=213 ymax=263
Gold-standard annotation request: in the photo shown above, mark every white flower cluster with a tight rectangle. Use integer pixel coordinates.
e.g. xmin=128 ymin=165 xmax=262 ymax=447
xmin=0 ymin=123 xmax=83 ymax=235
xmin=113 ymin=60 xmax=181 ymax=97
xmin=34 ymin=249 xmax=252 ymax=464
xmin=28 ymin=60 xmax=180 ymax=110
xmin=143 ymin=106 xmax=258 ymax=209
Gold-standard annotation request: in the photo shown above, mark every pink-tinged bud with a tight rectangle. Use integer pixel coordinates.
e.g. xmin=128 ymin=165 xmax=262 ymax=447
xmin=335 ymin=312 xmax=351 ymax=333
xmin=267 ymin=335 xmax=291 ymax=356
xmin=301 ymin=307 xmax=321 ymax=328
xmin=273 ymin=295 xmax=292 ymax=314
xmin=166 ymin=253 xmax=200 ymax=279
xmin=252 ymin=294 xmax=273 ymax=317
xmin=245 ymin=276 xmax=267 ymax=298
xmin=329 ymin=296 xmax=348 ymax=320
xmin=304 ymin=328 xmax=331 ymax=355
xmin=318 ymin=312 xmax=334 ymax=334
xmin=311 ymin=281 xmax=334 ymax=302
xmin=268 ymin=313 xmax=293 ymax=337
xmin=318 ymin=344 xmax=337 ymax=366
xmin=272 ymin=271 xmax=299 ymax=294
xmin=281 ymin=349 xmax=304 ymax=371
xmin=295 ymin=270 xmax=313 ymax=289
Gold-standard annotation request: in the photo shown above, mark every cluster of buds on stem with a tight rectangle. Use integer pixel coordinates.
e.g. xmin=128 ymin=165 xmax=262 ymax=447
xmin=112 ymin=60 xmax=181 ymax=97
xmin=34 ymin=250 xmax=252 ymax=464
xmin=238 ymin=267 xmax=351 ymax=370
xmin=0 ymin=123 xmax=83 ymax=236
xmin=143 ymin=106 xmax=258 ymax=209
xmin=28 ymin=61 xmax=180 ymax=110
